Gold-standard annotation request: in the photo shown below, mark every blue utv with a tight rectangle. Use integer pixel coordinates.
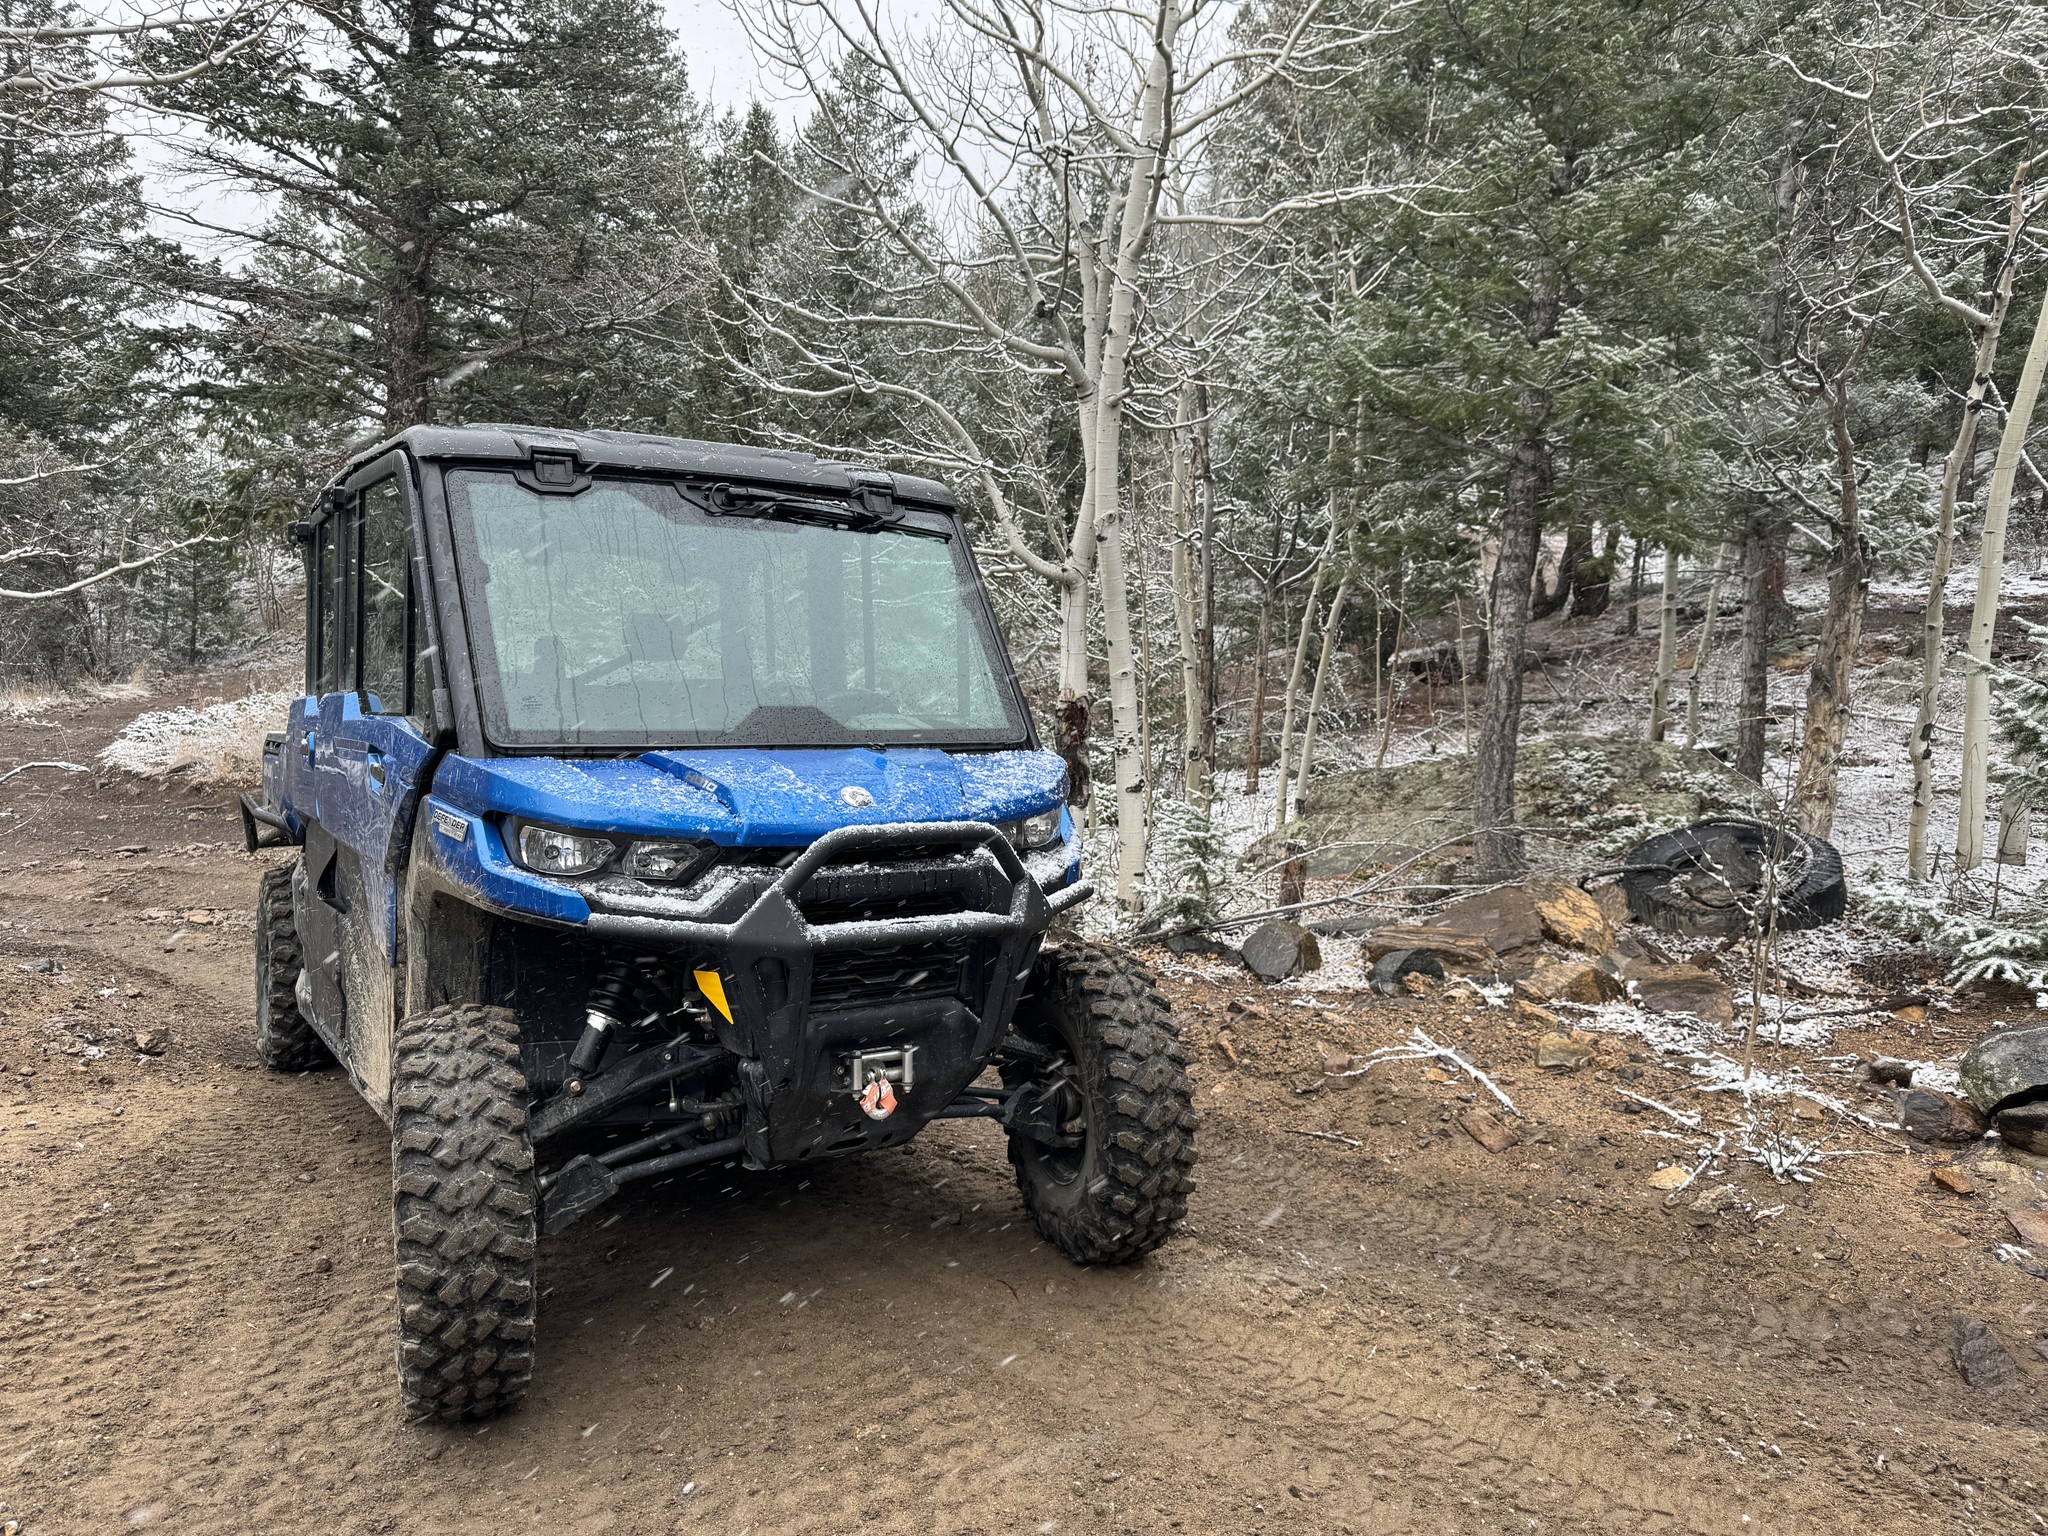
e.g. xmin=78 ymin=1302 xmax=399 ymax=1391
xmin=241 ymin=425 xmax=1197 ymax=1422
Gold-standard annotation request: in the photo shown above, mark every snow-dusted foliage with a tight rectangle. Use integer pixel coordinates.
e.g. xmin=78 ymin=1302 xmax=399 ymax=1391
xmin=98 ymin=691 xmax=294 ymax=786
xmin=1142 ymin=798 xmax=1230 ymax=929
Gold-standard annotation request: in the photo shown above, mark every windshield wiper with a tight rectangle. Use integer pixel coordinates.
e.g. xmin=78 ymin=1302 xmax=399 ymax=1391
xmin=689 ymin=481 xmax=946 ymax=538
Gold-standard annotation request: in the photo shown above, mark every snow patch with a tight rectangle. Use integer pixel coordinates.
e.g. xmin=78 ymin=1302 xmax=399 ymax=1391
xmin=99 ymin=691 xmax=294 ymax=786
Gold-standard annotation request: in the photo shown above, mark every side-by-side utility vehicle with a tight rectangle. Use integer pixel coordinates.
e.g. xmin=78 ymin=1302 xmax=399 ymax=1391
xmin=242 ymin=426 xmax=1197 ymax=1421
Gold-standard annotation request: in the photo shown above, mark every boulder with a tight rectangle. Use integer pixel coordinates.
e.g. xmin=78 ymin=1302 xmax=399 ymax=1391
xmin=1515 ymin=960 xmax=1624 ymax=1007
xmin=1362 ymin=926 xmax=1498 ymax=973
xmin=1899 ymin=1089 xmax=1987 ymax=1145
xmin=1370 ymin=947 xmax=1445 ymax=997
xmin=1535 ymin=1033 xmax=1598 ymax=1072
xmin=1993 ymin=1101 xmax=2048 ymax=1156
xmin=1426 ymin=887 xmax=1544 ymax=955
xmin=1240 ymin=920 xmax=1322 ymax=982
xmin=1627 ymin=963 xmax=1735 ymax=1027
xmin=1164 ymin=932 xmax=1241 ymax=962
xmin=1958 ymin=1024 xmax=2048 ymax=1113
xmin=1525 ymin=878 xmax=1615 ymax=954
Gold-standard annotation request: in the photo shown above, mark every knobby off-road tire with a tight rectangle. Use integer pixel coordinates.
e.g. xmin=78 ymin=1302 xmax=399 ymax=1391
xmin=391 ymin=1004 xmax=537 ymax=1422
xmin=1006 ymin=943 xmax=1197 ymax=1265
xmin=254 ymin=863 xmax=332 ymax=1071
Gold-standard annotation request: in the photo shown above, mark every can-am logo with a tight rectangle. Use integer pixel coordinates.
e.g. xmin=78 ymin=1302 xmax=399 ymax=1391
xmin=839 ymin=786 xmax=875 ymax=808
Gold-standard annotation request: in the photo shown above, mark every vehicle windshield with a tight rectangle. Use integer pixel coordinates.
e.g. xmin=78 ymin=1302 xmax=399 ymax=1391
xmin=444 ymin=470 xmax=1029 ymax=749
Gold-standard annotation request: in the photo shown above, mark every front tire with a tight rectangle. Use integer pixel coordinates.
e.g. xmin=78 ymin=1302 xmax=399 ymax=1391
xmin=391 ymin=1004 xmax=537 ymax=1422
xmin=255 ymin=862 xmax=331 ymax=1071
xmin=1005 ymin=944 xmax=1197 ymax=1265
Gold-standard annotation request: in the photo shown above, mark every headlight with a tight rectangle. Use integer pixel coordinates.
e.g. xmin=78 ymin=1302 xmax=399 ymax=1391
xmin=622 ymin=838 xmax=717 ymax=882
xmin=1009 ymin=806 xmax=1064 ymax=851
xmin=513 ymin=823 xmax=616 ymax=877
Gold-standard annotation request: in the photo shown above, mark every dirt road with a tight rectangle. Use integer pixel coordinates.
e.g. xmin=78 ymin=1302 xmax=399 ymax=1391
xmin=3 ymin=695 xmax=2045 ymax=1535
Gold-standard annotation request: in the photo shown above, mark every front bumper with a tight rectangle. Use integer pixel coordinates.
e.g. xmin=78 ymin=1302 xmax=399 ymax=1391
xmin=501 ymin=820 xmax=1088 ymax=1165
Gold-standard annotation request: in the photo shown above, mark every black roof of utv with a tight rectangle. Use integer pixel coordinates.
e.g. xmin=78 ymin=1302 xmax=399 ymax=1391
xmin=340 ymin=424 xmax=960 ymax=509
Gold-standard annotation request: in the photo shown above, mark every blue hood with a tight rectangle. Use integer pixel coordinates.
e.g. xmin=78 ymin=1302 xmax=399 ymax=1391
xmin=431 ymin=747 xmax=1067 ymax=845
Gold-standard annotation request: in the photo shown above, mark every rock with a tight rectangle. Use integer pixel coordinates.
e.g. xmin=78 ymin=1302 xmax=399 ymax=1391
xmin=1459 ymin=1108 xmax=1518 ymax=1153
xmin=133 ymin=1028 xmax=169 ymax=1056
xmin=1949 ymin=1316 xmax=2021 ymax=1388
xmin=1592 ymin=882 xmax=1633 ymax=928
xmin=1240 ymin=920 xmax=1321 ymax=982
xmin=1866 ymin=1058 xmax=1915 ymax=1088
xmin=1164 ymin=931 xmax=1240 ymax=961
xmin=1515 ymin=961 xmax=1624 ymax=1007
xmin=1428 ymin=887 xmax=1543 ymax=955
xmin=1689 ymin=1183 xmax=1742 ymax=1214
xmin=2008 ymin=1208 xmax=2048 ymax=1248
xmin=1535 ymin=1033 xmax=1599 ymax=1072
xmin=1930 ymin=1166 xmax=1977 ymax=1196
xmin=1306 ymin=912 xmax=1375 ymax=938
xmin=20 ymin=957 xmax=61 ymax=975
xmin=1363 ymin=926 xmax=1498 ymax=973
xmin=1648 ymin=1165 xmax=1691 ymax=1190
xmin=1627 ymin=963 xmax=1735 ymax=1027
xmin=1899 ymin=1089 xmax=1987 ymax=1145
xmin=1959 ymin=1024 xmax=2048 ymax=1113
xmin=183 ymin=909 xmax=215 ymax=926
xmin=1994 ymin=1102 xmax=2048 ymax=1155
xmin=1525 ymin=878 xmax=1615 ymax=954
xmin=1370 ymin=947 xmax=1444 ymax=996
xmin=1512 ymin=998 xmax=1564 ymax=1029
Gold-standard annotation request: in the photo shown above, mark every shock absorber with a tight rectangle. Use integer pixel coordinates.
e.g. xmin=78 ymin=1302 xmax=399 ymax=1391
xmin=569 ymin=955 xmax=642 ymax=1075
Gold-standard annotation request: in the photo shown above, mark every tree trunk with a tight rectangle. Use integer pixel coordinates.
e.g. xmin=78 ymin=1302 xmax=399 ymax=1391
xmin=1649 ymin=549 xmax=1679 ymax=742
xmin=1194 ymin=386 xmax=1217 ymax=803
xmin=1274 ymin=519 xmax=1337 ymax=828
xmin=1244 ymin=582 xmax=1272 ymax=794
xmin=1792 ymin=379 xmax=1871 ymax=840
xmin=1474 ymin=438 xmax=1546 ymax=877
xmin=1624 ymin=540 xmax=1645 ymax=634
xmin=1684 ymin=543 xmax=1730 ymax=747
xmin=1089 ymin=0 xmax=1177 ymax=907
xmin=1958 ymin=277 xmax=2048 ymax=868
xmin=1910 ymin=265 xmax=2017 ymax=877
xmin=1295 ymin=579 xmax=1351 ymax=807
xmin=1168 ymin=389 xmax=1207 ymax=802
xmin=1735 ymin=512 xmax=1775 ymax=783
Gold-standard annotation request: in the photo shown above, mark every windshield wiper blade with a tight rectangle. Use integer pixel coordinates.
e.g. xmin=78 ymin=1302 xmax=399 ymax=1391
xmin=688 ymin=481 xmax=948 ymax=539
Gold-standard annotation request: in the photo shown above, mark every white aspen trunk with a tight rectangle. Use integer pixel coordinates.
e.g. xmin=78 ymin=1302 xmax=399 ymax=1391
xmin=1090 ymin=0 xmax=1178 ymax=909
xmin=1295 ymin=579 xmax=1352 ymax=806
xmin=1958 ymin=284 xmax=2048 ymax=869
xmin=1684 ymin=543 xmax=1730 ymax=748
xmin=1167 ymin=388 xmax=1206 ymax=801
xmin=1909 ymin=302 xmax=2008 ymax=877
xmin=1273 ymin=542 xmax=1332 ymax=828
xmin=1649 ymin=549 xmax=1679 ymax=743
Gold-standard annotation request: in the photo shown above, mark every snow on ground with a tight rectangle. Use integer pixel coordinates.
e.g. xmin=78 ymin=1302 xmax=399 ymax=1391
xmin=99 ymin=690 xmax=294 ymax=785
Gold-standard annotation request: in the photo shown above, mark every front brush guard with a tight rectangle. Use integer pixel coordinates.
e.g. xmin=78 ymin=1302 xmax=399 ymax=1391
xmin=577 ymin=821 xmax=1089 ymax=1166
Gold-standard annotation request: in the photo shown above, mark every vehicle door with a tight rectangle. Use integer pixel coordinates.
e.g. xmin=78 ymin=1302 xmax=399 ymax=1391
xmin=307 ymin=456 xmax=441 ymax=1109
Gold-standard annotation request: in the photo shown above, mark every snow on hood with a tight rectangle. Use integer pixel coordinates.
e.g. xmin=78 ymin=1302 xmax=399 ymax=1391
xmin=432 ymin=746 xmax=1066 ymax=845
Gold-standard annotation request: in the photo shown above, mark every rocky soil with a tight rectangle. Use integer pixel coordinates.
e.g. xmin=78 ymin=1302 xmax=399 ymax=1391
xmin=3 ymin=689 xmax=2047 ymax=1536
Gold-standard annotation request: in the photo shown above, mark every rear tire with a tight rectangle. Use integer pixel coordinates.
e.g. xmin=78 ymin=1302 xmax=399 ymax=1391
xmin=255 ymin=862 xmax=332 ymax=1071
xmin=1005 ymin=944 xmax=1197 ymax=1265
xmin=391 ymin=1003 xmax=537 ymax=1422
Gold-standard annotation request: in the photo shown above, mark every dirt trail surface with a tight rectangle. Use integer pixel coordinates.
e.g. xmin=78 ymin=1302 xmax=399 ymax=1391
xmin=4 ymin=695 xmax=2047 ymax=1536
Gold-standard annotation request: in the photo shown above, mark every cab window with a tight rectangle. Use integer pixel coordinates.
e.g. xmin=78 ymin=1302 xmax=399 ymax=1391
xmin=358 ymin=477 xmax=413 ymax=714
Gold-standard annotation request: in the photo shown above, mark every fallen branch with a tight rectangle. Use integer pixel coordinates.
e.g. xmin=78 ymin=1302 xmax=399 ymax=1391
xmin=1335 ymin=1028 xmax=1518 ymax=1117
xmin=1617 ymin=1089 xmax=1701 ymax=1128
xmin=1287 ymin=1128 xmax=1363 ymax=1148
xmin=0 ymin=760 xmax=85 ymax=783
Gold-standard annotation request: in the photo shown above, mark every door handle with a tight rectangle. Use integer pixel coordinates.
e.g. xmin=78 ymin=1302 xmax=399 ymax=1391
xmin=367 ymin=750 xmax=388 ymax=789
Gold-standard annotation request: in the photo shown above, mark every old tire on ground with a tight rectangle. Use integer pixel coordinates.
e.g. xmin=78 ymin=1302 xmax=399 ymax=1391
xmin=391 ymin=1003 xmax=537 ymax=1422
xmin=1619 ymin=818 xmax=1845 ymax=938
xmin=255 ymin=862 xmax=332 ymax=1071
xmin=1004 ymin=943 xmax=1197 ymax=1265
